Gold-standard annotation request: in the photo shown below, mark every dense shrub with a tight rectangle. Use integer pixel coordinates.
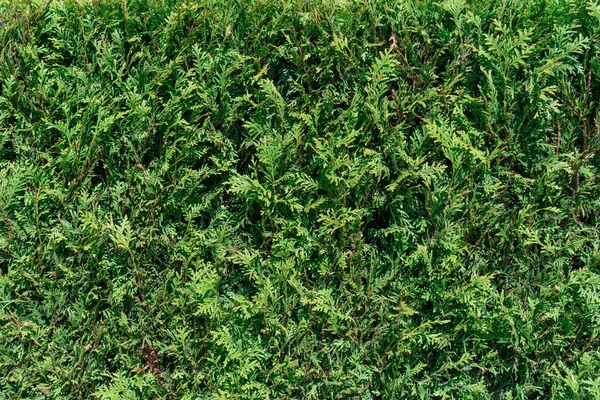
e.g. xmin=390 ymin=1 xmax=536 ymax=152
xmin=1 ymin=0 xmax=599 ymax=398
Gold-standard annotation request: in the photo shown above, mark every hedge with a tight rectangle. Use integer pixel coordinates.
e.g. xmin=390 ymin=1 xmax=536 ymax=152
xmin=0 ymin=0 xmax=599 ymax=398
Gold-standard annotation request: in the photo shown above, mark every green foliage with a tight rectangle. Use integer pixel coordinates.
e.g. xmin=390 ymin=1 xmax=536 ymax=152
xmin=0 ymin=0 xmax=599 ymax=398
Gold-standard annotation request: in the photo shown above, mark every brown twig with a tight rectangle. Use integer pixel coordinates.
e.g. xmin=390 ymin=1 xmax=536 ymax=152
xmin=1 ymin=207 xmax=13 ymax=240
